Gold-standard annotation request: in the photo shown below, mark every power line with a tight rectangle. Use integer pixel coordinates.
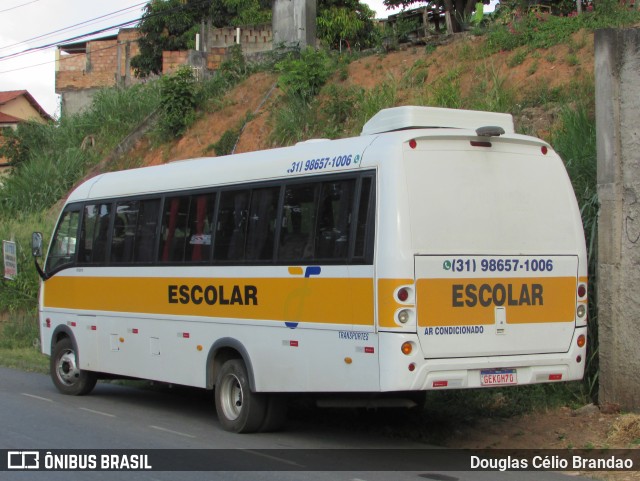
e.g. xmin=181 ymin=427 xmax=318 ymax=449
xmin=0 ymin=2 xmax=147 ymax=53
xmin=0 ymin=0 xmax=41 ymax=14
xmin=0 ymin=0 xmax=215 ymax=74
xmin=0 ymin=0 xmax=213 ymax=63
xmin=0 ymin=18 xmax=141 ymax=62
xmin=0 ymin=39 xmax=135 ymax=75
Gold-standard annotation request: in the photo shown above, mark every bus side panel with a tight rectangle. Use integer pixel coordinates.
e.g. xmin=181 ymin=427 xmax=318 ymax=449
xmin=40 ymin=266 xmax=380 ymax=392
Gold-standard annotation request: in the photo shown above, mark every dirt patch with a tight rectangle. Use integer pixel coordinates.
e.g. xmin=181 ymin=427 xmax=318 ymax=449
xmin=129 ymin=72 xmax=279 ymax=167
xmin=445 ymin=407 xmax=640 ymax=481
xmin=446 ymin=406 xmax=640 ymax=450
xmin=130 ymin=30 xmax=595 ymax=168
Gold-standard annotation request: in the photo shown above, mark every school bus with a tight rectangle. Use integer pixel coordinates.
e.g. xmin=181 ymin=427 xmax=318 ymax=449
xmin=32 ymin=106 xmax=588 ymax=433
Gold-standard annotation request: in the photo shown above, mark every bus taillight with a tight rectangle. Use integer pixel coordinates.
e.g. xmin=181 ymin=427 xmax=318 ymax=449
xmin=577 ymin=334 xmax=586 ymax=348
xmin=397 ymin=287 xmax=409 ymax=302
xmin=577 ymin=283 xmax=587 ymax=298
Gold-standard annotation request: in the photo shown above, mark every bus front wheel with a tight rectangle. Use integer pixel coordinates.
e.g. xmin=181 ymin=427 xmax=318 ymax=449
xmin=50 ymin=337 xmax=97 ymax=396
xmin=214 ymin=359 xmax=266 ymax=433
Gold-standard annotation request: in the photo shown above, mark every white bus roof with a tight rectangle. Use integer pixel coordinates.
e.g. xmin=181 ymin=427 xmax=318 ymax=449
xmin=360 ymin=106 xmax=515 ymax=136
xmin=67 ymin=107 xmax=526 ymax=204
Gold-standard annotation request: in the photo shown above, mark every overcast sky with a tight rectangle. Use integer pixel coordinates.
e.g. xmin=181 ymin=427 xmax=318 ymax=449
xmin=0 ymin=0 xmax=400 ymax=119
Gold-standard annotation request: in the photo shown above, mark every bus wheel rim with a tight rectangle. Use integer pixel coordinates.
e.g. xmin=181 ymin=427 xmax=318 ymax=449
xmin=57 ymin=349 xmax=80 ymax=385
xmin=220 ymin=373 xmax=243 ymax=421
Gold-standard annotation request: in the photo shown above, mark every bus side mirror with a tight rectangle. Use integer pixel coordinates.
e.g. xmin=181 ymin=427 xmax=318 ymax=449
xmin=32 ymin=232 xmax=48 ymax=281
xmin=32 ymin=232 xmax=43 ymax=258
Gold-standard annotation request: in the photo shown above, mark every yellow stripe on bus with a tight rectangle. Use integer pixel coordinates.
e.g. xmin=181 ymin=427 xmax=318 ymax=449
xmin=44 ymin=276 xmax=374 ymax=326
xmin=416 ymin=276 xmax=577 ymax=326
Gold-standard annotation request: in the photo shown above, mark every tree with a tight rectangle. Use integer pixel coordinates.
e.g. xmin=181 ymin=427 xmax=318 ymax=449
xmin=213 ymin=0 xmax=272 ymax=27
xmin=383 ymin=0 xmax=475 ymax=33
xmin=131 ymin=0 xmax=211 ymax=77
xmin=131 ymin=0 xmax=272 ymax=78
xmin=317 ymin=0 xmax=378 ymax=49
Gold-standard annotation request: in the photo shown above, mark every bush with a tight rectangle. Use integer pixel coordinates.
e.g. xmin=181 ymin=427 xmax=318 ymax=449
xmin=157 ymin=66 xmax=197 ymax=138
xmin=276 ymin=48 xmax=332 ymax=100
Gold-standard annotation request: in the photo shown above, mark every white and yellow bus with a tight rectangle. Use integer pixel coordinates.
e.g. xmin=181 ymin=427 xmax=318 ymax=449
xmin=32 ymin=106 xmax=588 ymax=433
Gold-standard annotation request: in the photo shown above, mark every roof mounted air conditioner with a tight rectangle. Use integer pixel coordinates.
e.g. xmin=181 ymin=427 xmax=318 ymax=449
xmin=360 ymin=106 xmax=515 ymax=136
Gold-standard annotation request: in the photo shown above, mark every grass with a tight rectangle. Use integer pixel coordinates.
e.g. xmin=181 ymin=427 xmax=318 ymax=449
xmin=0 ymin=83 xmax=162 ymax=217
xmin=0 ymin=347 xmax=48 ymax=374
xmin=486 ymin=8 xmax=640 ymax=54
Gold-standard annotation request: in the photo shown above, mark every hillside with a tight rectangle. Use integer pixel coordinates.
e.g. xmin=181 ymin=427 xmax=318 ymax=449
xmin=124 ymin=30 xmax=594 ymax=168
xmin=116 ymin=31 xmax=640 ymax=473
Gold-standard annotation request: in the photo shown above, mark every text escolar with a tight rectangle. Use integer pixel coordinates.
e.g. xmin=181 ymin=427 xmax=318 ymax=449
xmin=168 ymin=284 xmax=258 ymax=306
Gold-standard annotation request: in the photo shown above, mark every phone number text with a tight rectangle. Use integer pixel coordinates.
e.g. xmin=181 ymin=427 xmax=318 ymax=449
xmin=443 ymin=258 xmax=554 ymax=273
xmin=287 ymin=154 xmax=359 ymax=174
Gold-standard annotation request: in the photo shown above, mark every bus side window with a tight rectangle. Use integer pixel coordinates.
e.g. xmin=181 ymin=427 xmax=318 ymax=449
xmin=160 ymin=193 xmax=215 ymax=263
xmin=245 ymin=187 xmax=279 ymax=261
xmin=278 ymin=183 xmax=318 ymax=262
xmin=316 ymin=179 xmax=355 ymax=260
xmin=353 ymin=176 xmax=374 ymax=261
xmin=160 ymin=196 xmax=190 ymax=262
xmin=111 ymin=199 xmax=159 ymax=263
xmin=45 ymin=208 xmax=81 ymax=273
xmin=134 ymin=199 xmax=160 ymax=262
xmin=79 ymin=203 xmax=111 ymax=264
xmin=112 ymin=201 xmax=138 ymax=263
xmin=215 ymin=190 xmax=250 ymax=261
xmin=187 ymin=193 xmax=214 ymax=262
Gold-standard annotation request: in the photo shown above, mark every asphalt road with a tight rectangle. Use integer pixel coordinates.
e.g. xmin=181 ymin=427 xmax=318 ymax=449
xmin=0 ymin=366 xmax=596 ymax=481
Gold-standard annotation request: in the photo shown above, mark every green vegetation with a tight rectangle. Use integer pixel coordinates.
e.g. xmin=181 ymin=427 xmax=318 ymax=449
xmin=0 ymin=346 xmax=48 ymax=373
xmin=131 ymin=0 xmax=212 ymax=77
xmin=0 ymin=84 xmax=161 ymax=216
xmin=552 ymin=104 xmax=599 ymax=402
xmin=209 ymin=112 xmax=254 ymax=156
xmin=317 ymin=0 xmax=378 ymax=50
xmin=276 ymin=47 xmax=332 ymax=100
xmin=131 ymin=0 xmax=270 ymax=77
xmin=158 ymin=66 xmax=198 ymax=138
xmin=486 ymin=7 xmax=640 ymax=53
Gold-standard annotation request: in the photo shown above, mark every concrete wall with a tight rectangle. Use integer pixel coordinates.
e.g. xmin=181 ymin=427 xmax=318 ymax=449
xmin=207 ymin=24 xmax=273 ymax=54
xmin=59 ymin=89 xmax=101 ymax=119
xmin=56 ymin=29 xmax=141 ymax=116
xmin=596 ymin=28 xmax=640 ymax=411
xmin=273 ymin=0 xmax=316 ymax=48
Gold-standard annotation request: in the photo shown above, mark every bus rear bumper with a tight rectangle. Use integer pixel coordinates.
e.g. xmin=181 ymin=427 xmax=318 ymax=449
xmin=378 ymin=326 xmax=587 ymax=391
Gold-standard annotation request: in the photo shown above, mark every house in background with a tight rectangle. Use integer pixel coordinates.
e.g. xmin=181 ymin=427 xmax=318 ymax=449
xmin=56 ymin=28 xmax=142 ymax=117
xmin=0 ymin=90 xmax=52 ymax=181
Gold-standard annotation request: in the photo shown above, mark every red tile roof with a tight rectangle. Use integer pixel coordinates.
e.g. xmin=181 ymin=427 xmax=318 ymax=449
xmin=0 ymin=90 xmax=52 ymax=121
xmin=0 ymin=90 xmax=28 ymax=105
xmin=0 ymin=111 xmax=22 ymax=124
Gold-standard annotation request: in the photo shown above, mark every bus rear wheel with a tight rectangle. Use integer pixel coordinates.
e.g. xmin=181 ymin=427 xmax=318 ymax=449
xmin=51 ymin=337 xmax=97 ymax=396
xmin=215 ymin=359 xmax=266 ymax=433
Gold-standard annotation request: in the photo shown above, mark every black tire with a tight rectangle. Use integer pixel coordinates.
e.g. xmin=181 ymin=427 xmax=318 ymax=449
xmin=214 ymin=359 xmax=266 ymax=433
xmin=50 ymin=337 xmax=97 ymax=396
xmin=259 ymin=394 xmax=288 ymax=432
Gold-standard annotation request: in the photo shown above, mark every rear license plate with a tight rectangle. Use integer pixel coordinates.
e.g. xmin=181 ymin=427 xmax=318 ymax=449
xmin=480 ymin=368 xmax=517 ymax=386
